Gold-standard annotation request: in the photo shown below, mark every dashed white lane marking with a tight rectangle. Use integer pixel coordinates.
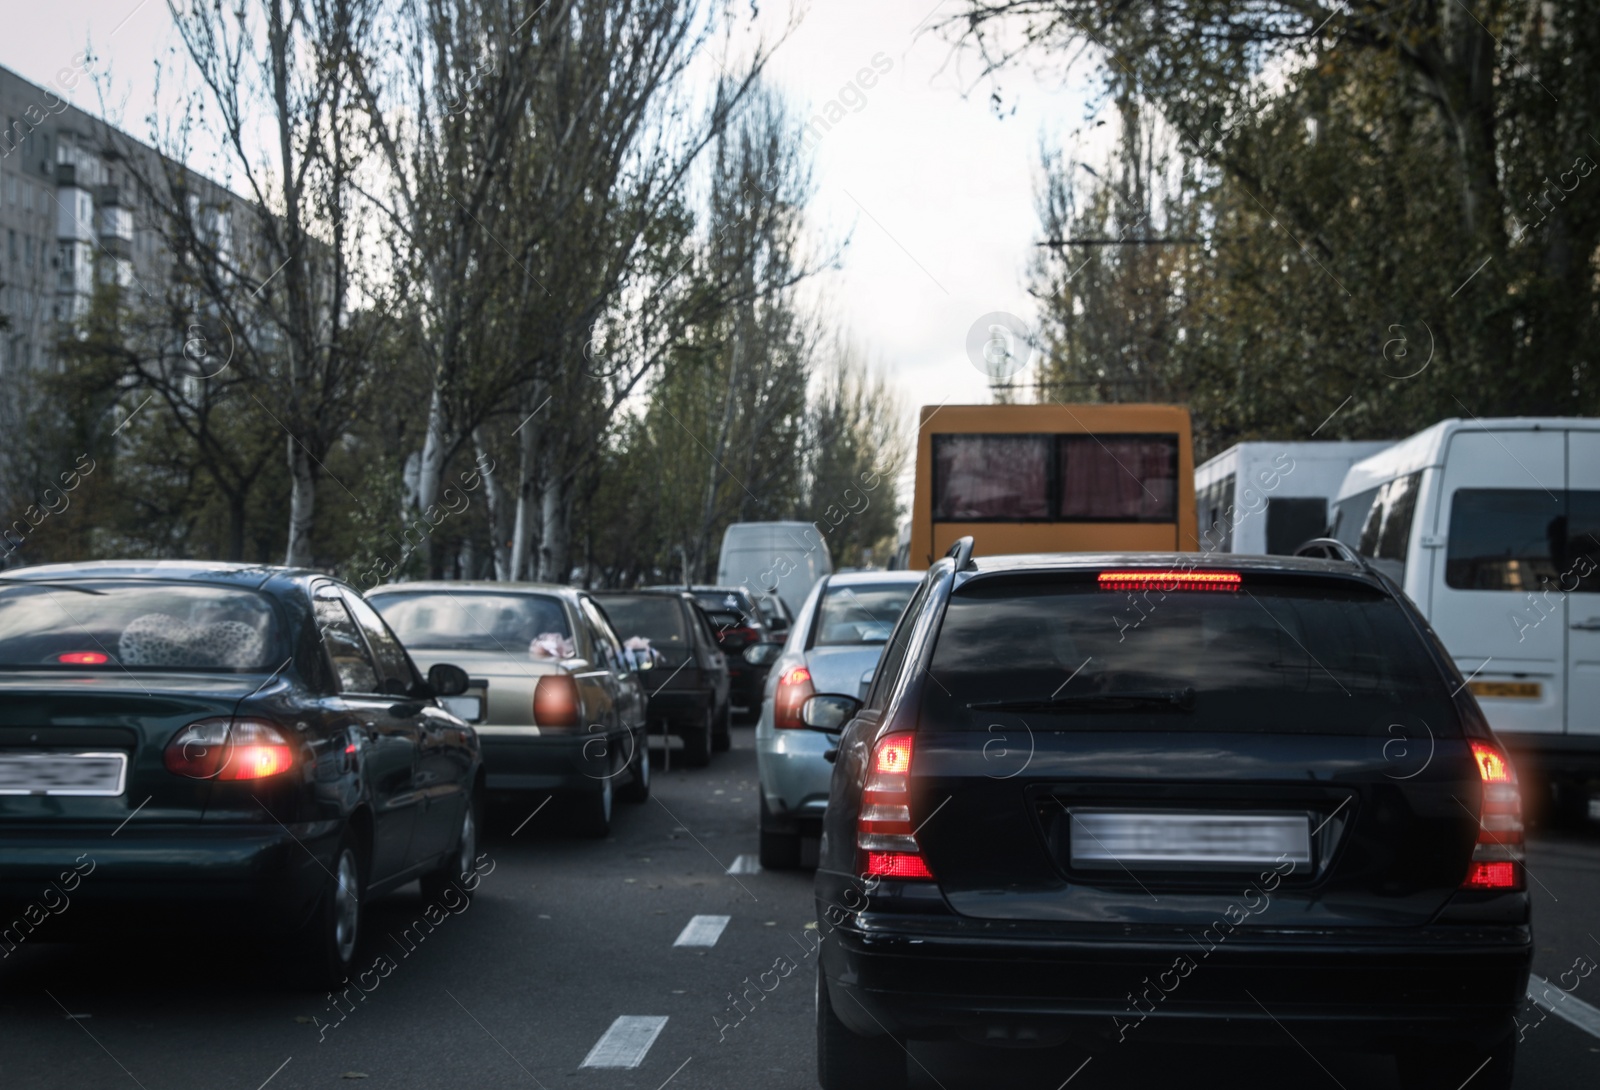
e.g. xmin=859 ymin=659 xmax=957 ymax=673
xmin=1528 ymin=975 xmax=1600 ymax=1040
xmin=581 ymin=1016 xmax=669 ymax=1069
xmin=727 ymin=855 xmax=761 ymax=875
xmin=673 ymin=915 xmax=731 ymax=947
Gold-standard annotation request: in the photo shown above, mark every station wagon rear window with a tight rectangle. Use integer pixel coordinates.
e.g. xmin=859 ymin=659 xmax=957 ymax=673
xmin=371 ymin=591 xmax=570 ymax=653
xmin=0 ymin=582 xmax=281 ymax=671
xmin=920 ymin=575 xmax=1458 ymax=735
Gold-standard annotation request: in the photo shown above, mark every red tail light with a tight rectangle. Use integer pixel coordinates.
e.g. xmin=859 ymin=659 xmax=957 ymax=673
xmin=1462 ymin=740 xmax=1523 ymax=890
xmin=773 ymin=665 xmax=814 ymax=730
xmin=858 ymin=731 xmax=932 ymax=880
xmin=57 ymin=651 xmax=110 ymax=665
xmin=164 ymin=718 xmax=295 ymax=781
xmin=533 ymin=674 xmax=581 ymax=728
xmin=1098 ymin=570 xmax=1241 ymax=592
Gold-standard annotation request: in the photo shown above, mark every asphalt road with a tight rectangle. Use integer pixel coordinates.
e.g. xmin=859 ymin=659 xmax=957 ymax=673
xmin=3 ymin=729 xmax=1599 ymax=1089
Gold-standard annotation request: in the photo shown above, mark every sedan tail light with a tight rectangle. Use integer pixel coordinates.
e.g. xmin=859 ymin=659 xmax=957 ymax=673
xmin=857 ymin=732 xmax=933 ymax=880
xmin=533 ymin=674 xmax=581 ymax=729
xmin=164 ymin=718 xmax=295 ymax=781
xmin=773 ymin=665 xmax=814 ymax=730
xmin=1462 ymin=740 xmax=1523 ymax=890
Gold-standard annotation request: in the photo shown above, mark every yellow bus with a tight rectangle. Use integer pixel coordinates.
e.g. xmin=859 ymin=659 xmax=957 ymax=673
xmin=907 ymin=403 xmax=1197 ymax=569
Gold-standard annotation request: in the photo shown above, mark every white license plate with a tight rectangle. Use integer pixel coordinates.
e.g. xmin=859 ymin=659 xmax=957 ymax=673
xmin=440 ymin=695 xmax=484 ymax=722
xmin=1070 ymin=810 xmax=1311 ymax=869
xmin=0 ymin=752 xmax=128 ymax=796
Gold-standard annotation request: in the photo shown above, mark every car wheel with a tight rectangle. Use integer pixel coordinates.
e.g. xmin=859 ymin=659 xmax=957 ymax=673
xmin=1395 ymin=1031 xmax=1515 ymax=1090
xmin=574 ymin=774 xmax=614 ymax=838
xmin=619 ymin=731 xmax=651 ymax=803
xmin=712 ymin=702 xmax=731 ymax=753
xmin=816 ymin=966 xmax=906 ymax=1090
xmin=419 ymin=791 xmax=479 ymax=904
xmin=296 ymin=830 xmax=364 ymax=989
xmin=759 ymin=794 xmax=802 ymax=870
xmin=682 ymin=708 xmax=712 ymax=768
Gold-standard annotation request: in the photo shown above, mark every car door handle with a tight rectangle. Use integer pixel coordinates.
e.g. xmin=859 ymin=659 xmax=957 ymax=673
xmin=1573 ymin=618 xmax=1600 ymax=631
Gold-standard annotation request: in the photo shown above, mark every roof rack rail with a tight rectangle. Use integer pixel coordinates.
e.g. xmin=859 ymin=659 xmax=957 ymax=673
xmin=945 ymin=536 xmax=976 ymax=571
xmin=1293 ymin=537 xmax=1362 ymax=564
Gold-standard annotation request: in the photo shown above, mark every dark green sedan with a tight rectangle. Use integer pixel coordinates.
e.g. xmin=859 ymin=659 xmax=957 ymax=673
xmin=0 ymin=561 xmax=481 ymax=986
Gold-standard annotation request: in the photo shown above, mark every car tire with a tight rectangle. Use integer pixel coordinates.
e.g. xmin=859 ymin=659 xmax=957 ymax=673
xmin=295 ymin=830 xmax=364 ymax=989
xmin=682 ymin=708 xmax=712 ymax=768
xmin=573 ymin=774 xmax=614 ymax=838
xmin=712 ymin=702 xmax=731 ymax=753
xmin=1395 ymin=1031 xmax=1515 ymax=1090
xmin=419 ymin=791 xmax=479 ymax=904
xmin=759 ymin=794 xmax=802 ymax=870
xmin=618 ymin=731 xmax=651 ymax=803
xmin=816 ymin=966 xmax=906 ymax=1090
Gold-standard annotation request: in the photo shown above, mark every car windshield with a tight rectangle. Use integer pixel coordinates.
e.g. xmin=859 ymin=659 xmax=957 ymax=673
xmin=0 ymin=581 xmax=282 ymax=671
xmin=920 ymin=574 xmax=1459 ymax=735
xmin=372 ymin=591 xmax=571 ymax=654
xmin=597 ymin=596 xmax=690 ymax=666
xmin=812 ymin=582 xmax=917 ymax=646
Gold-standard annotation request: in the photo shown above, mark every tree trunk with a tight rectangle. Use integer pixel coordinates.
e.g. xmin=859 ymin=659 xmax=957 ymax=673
xmin=538 ymin=472 xmax=569 ymax=583
xmin=473 ymin=428 xmax=511 ymax=580
xmin=414 ymin=383 xmax=448 ymax=577
xmin=509 ymin=387 xmax=542 ymax=581
xmin=284 ymin=435 xmax=315 ymax=566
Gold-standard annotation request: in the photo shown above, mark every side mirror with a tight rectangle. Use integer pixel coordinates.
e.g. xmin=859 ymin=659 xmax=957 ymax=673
xmin=428 ymin=662 xmax=470 ymax=697
xmin=800 ymin=693 xmax=861 ymax=733
xmin=743 ymin=643 xmax=782 ymax=666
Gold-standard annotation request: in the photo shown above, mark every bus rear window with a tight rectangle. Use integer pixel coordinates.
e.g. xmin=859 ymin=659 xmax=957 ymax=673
xmin=931 ymin=433 xmax=1177 ymax=522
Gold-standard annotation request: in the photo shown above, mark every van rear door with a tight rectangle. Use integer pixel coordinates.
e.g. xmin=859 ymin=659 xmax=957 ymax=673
xmin=1566 ymin=430 xmax=1600 ymax=738
xmin=1428 ymin=429 xmax=1566 ymax=739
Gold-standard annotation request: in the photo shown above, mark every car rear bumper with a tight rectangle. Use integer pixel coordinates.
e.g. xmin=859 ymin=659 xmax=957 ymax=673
xmin=821 ymin=915 xmax=1531 ymax=1049
xmin=646 ymin=690 xmax=711 ymax=728
xmin=756 ymin=730 xmax=833 ymax=827
xmin=0 ymin=823 xmax=334 ymax=936
xmin=479 ymin=728 xmax=631 ymax=793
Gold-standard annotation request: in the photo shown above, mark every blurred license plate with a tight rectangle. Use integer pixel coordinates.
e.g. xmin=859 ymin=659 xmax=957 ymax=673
xmin=1468 ymin=681 xmax=1541 ymax=699
xmin=440 ymin=695 xmax=484 ymax=722
xmin=1071 ymin=810 xmax=1311 ymax=869
xmin=0 ymin=752 xmax=127 ymax=796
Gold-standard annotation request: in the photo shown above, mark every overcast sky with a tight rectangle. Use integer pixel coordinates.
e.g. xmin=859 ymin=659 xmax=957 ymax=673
xmin=4 ymin=1 xmax=1105 ymax=466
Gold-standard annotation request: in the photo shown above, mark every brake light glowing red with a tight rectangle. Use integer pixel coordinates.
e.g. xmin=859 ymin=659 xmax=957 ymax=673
xmin=533 ymin=674 xmax=581 ymax=728
xmin=773 ymin=665 xmax=814 ymax=730
xmin=57 ymin=652 xmax=109 ymax=665
xmin=865 ymin=851 xmax=934 ymax=879
xmin=1461 ymin=740 xmax=1522 ymax=891
xmin=1098 ymin=570 xmax=1241 ymax=592
xmin=856 ymin=732 xmax=932 ymax=881
xmin=163 ymin=718 xmax=295 ymax=781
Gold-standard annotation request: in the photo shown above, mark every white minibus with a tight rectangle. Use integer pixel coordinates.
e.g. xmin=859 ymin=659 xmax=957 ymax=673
xmin=1329 ymin=418 xmax=1600 ymax=816
xmin=1194 ymin=441 xmax=1393 ymax=553
xmin=716 ymin=521 xmax=834 ymax=615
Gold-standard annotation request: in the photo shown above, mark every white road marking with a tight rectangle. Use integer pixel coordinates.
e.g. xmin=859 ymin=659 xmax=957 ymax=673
xmin=581 ymin=1016 xmax=669 ymax=1069
xmin=673 ymin=915 xmax=731 ymax=947
xmin=726 ymin=855 xmax=761 ymax=875
xmin=1528 ymin=975 xmax=1600 ymax=1040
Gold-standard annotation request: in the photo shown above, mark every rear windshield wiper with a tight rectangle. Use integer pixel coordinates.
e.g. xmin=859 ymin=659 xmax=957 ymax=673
xmin=968 ymin=688 xmax=1196 ymax=714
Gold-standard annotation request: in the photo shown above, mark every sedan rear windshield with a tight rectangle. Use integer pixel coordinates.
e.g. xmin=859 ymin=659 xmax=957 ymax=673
xmin=372 ymin=592 xmax=570 ymax=654
xmin=0 ymin=582 xmax=282 ymax=671
xmin=598 ymin=596 xmax=690 ymax=665
xmin=922 ymin=575 xmax=1459 ymax=735
xmin=812 ymin=582 xmax=918 ymax=647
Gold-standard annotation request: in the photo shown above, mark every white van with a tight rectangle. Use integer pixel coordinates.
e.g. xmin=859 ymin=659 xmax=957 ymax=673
xmin=1329 ymin=418 xmax=1600 ymax=812
xmin=716 ymin=521 xmax=834 ymax=615
xmin=1195 ymin=441 xmax=1393 ymax=554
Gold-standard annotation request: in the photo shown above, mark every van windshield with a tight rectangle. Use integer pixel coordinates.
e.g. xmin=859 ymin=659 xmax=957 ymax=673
xmin=921 ymin=574 xmax=1458 ymax=736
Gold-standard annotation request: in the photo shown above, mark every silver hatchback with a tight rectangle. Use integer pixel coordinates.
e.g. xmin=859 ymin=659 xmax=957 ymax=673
xmin=753 ymin=570 xmax=923 ymax=868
